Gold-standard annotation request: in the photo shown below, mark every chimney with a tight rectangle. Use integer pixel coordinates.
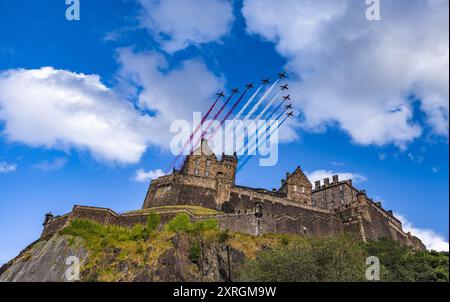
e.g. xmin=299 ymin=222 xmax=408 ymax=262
xmin=332 ymin=175 xmax=339 ymax=184
xmin=387 ymin=210 xmax=393 ymax=216
xmin=324 ymin=178 xmax=330 ymax=187
xmin=286 ymin=172 xmax=291 ymax=179
xmin=347 ymin=179 xmax=353 ymax=186
xmin=314 ymin=181 xmax=321 ymax=190
xmin=375 ymin=201 xmax=382 ymax=208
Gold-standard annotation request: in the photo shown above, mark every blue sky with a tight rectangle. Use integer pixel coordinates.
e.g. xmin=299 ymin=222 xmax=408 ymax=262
xmin=0 ymin=0 xmax=448 ymax=264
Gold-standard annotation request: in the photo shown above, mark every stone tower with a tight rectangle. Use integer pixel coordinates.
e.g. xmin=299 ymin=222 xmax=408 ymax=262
xmin=181 ymin=139 xmax=237 ymax=183
xmin=278 ymin=166 xmax=312 ymax=205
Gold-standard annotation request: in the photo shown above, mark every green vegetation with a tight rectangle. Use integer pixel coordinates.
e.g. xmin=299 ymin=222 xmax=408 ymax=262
xmin=146 ymin=211 xmax=160 ymax=233
xmin=189 ymin=242 xmax=201 ymax=263
xmin=238 ymin=235 xmax=449 ymax=282
xmin=365 ymin=238 xmax=449 ymax=282
xmin=164 ymin=213 xmax=218 ymax=233
xmin=59 ymin=217 xmax=448 ymax=282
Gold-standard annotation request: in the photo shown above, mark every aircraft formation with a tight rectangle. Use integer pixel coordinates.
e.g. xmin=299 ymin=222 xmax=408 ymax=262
xmin=170 ymin=71 xmax=295 ymax=171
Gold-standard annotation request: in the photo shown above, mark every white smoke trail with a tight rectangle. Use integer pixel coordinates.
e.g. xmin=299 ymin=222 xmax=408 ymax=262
xmin=234 ymin=85 xmax=262 ymax=120
xmin=235 ymin=91 xmax=281 ymax=155
xmin=242 ymin=79 xmax=279 ymax=123
xmin=255 ymin=91 xmax=281 ymax=121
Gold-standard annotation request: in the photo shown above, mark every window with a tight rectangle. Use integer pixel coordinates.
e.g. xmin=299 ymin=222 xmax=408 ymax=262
xmin=194 ymin=169 xmax=199 ymax=175
xmin=340 ymin=185 xmax=343 ymax=191
xmin=206 ymin=160 xmax=211 ymax=167
xmin=301 ymin=186 xmax=306 ymax=193
xmin=293 ymin=185 xmax=298 ymax=192
xmin=195 ymin=159 xmax=200 ymax=165
xmin=205 ymin=171 xmax=209 ymax=177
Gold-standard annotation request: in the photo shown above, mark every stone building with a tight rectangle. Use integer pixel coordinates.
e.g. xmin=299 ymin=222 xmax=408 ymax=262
xmin=42 ymin=139 xmax=425 ymax=250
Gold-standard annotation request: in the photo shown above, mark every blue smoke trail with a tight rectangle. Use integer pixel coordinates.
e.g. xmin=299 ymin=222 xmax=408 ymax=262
xmin=235 ymin=100 xmax=285 ymax=156
xmin=237 ymin=115 xmax=290 ymax=172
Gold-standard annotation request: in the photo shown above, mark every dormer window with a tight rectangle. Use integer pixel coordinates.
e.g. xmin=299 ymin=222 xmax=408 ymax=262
xmin=206 ymin=160 xmax=211 ymax=167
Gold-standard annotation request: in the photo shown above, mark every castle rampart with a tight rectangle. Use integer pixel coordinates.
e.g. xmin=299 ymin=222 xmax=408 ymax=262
xmin=42 ymin=139 xmax=426 ymax=251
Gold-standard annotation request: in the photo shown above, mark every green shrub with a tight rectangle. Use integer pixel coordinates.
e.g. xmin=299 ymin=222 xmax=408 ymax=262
xmin=279 ymin=235 xmax=290 ymax=246
xmin=239 ymin=234 xmax=366 ymax=282
xmin=164 ymin=213 xmax=192 ymax=232
xmin=146 ymin=211 xmax=160 ymax=232
xmin=218 ymin=230 xmax=230 ymax=243
xmin=189 ymin=242 xmax=201 ymax=263
xmin=192 ymin=219 xmax=219 ymax=233
xmin=164 ymin=213 xmax=218 ymax=233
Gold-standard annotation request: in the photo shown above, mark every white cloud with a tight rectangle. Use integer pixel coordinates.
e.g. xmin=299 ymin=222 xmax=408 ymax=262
xmin=133 ymin=168 xmax=166 ymax=182
xmin=0 ymin=162 xmax=17 ymax=174
xmin=432 ymin=167 xmax=440 ymax=173
xmin=137 ymin=0 xmax=235 ymax=53
xmin=242 ymin=0 xmax=449 ymax=147
xmin=0 ymin=55 xmax=222 ymax=164
xmin=116 ymin=48 xmax=224 ymax=147
xmin=32 ymin=157 xmax=68 ymax=171
xmin=306 ymin=169 xmax=367 ymax=185
xmin=0 ymin=67 xmax=154 ymax=164
xmin=396 ymin=213 xmax=449 ymax=252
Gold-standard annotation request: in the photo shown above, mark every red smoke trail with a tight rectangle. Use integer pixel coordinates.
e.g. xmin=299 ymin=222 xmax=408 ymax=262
xmin=168 ymin=95 xmax=223 ymax=172
xmin=206 ymin=88 xmax=250 ymax=141
xmin=200 ymin=94 xmax=234 ymax=140
xmin=186 ymin=93 xmax=235 ymax=159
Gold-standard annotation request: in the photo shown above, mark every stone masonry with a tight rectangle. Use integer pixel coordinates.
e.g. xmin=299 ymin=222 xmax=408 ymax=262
xmin=42 ymin=139 xmax=425 ymax=250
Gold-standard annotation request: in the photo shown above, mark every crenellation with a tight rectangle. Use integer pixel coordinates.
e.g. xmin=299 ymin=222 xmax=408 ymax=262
xmin=42 ymin=139 xmax=425 ymax=251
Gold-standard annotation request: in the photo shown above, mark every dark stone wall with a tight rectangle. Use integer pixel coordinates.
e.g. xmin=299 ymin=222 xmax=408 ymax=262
xmin=41 ymin=215 xmax=69 ymax=237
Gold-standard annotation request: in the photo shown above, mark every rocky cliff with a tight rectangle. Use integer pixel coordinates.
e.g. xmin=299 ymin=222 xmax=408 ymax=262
xmin=0 ymin=220 xmax=280 ymax=282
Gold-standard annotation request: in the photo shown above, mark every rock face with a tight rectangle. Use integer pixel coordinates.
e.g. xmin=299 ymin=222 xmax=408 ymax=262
xmin=0 ymin=233 xmax=246 ymax=282
xmin=0 ymin=235 xmax=88 ymax=282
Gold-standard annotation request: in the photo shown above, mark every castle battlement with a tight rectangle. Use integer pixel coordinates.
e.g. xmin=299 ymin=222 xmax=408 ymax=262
xmin=138 ymin=139 xmax=424 ymax=250
xmin=41 ymin=139 xmax=425 ymax=251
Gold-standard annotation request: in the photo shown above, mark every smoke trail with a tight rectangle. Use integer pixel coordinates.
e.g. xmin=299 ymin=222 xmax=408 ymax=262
xmin=220 ymin=86 xmax=263 ymax=153
xmin=265 ymin=99 xmax=286 ymax=121
xmin=235 ymin=96 xmax=284 ymax=157
xmin=234 ymin=85 xmax=262 ymax=120
xmin=237 ymin=107 xmax=286 ymax=157
xmin=242 ymin=79 xmax=279 ymax=123
xmin=232 ymin=82 xmax=280 ymax=155
xmin=206 ymin=87 xmax=251 ymax=141
xmin=237 ymin=115 xmax=290 ymax=172
xmin=169 ymin=95 xmax=223 ymax=171
xmin=255 ymin=92 xmax=281 ymax=121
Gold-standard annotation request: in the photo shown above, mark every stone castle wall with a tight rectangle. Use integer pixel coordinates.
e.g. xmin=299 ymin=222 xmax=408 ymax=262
xmin=42 ymin=201 xmax=425 ymax=251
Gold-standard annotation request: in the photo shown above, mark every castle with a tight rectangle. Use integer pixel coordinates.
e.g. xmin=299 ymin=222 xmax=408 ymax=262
xmin=42 ymin=139 xmax=425 ymax=250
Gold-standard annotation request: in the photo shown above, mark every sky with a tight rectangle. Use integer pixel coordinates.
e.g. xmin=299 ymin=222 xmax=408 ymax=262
xmin=0 ymin=0 xmax=448 ymax=264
